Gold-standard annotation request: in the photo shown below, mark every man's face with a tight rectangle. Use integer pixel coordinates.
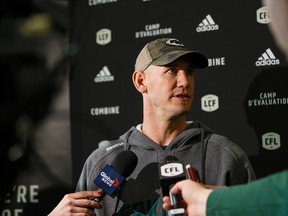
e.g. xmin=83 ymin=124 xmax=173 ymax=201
xmin=143 ymin=56 xmax=195 ymax=119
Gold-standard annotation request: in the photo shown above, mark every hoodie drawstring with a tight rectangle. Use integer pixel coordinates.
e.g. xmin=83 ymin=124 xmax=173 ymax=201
xmin=200 ymin=128 xmax=211 ymax=184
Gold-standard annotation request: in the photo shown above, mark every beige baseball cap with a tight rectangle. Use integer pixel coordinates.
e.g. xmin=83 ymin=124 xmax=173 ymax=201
xmin=135 ymin=38 xmax=208 ymax=71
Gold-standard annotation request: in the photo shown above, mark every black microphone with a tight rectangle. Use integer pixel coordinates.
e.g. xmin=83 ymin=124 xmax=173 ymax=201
xmin=92 ymin=150 xmax=138 ymax=202
xmin=159 ymin=155 xmax=186 ymax=216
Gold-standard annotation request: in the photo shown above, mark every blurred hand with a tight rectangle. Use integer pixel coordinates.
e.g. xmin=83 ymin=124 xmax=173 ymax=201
xmin=48 ymin=191 xmax=103 ymax=216
xmin=162 ymin=180 xmax=213 ymax=216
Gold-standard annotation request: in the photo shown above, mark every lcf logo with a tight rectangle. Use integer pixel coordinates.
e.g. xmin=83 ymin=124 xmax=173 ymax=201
xmin=96 ymin=28 xmax=111 ymax=45
xmin=201 ymin=94 xmax=219 ymax=112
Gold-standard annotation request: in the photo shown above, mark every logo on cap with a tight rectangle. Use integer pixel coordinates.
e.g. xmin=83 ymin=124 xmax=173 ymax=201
xmin=165 ymin=39 xmax=184 ymax=47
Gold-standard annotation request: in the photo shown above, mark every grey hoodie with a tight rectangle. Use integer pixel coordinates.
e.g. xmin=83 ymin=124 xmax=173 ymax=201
xmin=76 ymin=121 xmax=256 ymax=216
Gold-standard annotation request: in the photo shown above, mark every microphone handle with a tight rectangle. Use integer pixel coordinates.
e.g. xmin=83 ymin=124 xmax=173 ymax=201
xmin=168 ymin=190 xmax=186 ymax=216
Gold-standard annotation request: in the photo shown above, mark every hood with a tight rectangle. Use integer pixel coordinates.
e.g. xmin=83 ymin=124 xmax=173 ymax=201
xmin=119 ymin=120 xmax=214 ymax=151
xmin=119 ymin=120 xmax=213 ymax=184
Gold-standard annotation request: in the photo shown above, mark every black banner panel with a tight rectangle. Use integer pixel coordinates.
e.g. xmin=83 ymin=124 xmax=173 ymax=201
xmin=4 ymin=0 xmax=288 ymax=215
xmin=69 ymin=0 xmax=288 ymax=184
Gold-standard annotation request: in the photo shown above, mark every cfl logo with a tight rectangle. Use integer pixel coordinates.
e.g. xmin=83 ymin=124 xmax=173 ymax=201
xmin=96 ymin=28 xmax=112 ymax=45
xmin=160 ymin=163 xmax=184 ymax=177
xmin=201 ymin=94 xmax=219 ymax=112
xmin=262 ymin=132 xmax=281 ymax=150
xmin=257 ymin=6 xmax=271 ymax=24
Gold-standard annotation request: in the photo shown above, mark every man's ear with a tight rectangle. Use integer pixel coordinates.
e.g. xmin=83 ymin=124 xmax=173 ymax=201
xmin=132 ymin=70 xmax=147 ymax=93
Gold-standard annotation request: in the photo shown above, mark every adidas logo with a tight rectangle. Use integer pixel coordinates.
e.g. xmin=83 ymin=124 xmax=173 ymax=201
xmin=94 ymin=66 xmax=114 ymax=83
xmin=196 ymin=14 xmax=219 ymax=32
xmin=255 ymin=48 xmax=280 ymax=67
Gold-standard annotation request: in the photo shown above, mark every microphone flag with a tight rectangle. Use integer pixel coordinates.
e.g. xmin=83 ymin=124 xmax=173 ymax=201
xmin=159 ymin=156 xmax=186 ymax=196
xmin=94 ymin=164 xmax=125 ymax=197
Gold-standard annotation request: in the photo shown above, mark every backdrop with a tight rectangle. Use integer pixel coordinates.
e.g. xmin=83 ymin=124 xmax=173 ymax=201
xmin=2 ymin=0 xmax=287 ymax=215
xmin=69 ymin=0 xmax=288 ymax=185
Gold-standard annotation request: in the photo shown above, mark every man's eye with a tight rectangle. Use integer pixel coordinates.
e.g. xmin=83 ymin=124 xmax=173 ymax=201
xmin=167 ymin=68 xmax=177 ymax=74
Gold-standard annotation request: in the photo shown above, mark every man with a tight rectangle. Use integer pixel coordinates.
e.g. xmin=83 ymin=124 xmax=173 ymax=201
xmin=162 ymin=0 xmax=288 ymax=215
xmin=48 ymin=38 xmax=255 ymax=215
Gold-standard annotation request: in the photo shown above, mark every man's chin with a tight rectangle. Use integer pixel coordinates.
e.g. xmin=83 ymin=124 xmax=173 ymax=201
xmin=179 ymin=102 xmax=192 ymax=111
xmin=174 ymin=107 xmax=191 ymax=116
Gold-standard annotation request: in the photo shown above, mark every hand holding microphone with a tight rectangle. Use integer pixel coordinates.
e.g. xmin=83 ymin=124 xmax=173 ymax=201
xmin=163 ymin=179 xmax=213 ymax=216
xmin=48 ymin=150 xmax=138 ymax=216
xmin=159 ymin=156 xmax=205 ymax=216
xmin=160 ymin=156 xmax=216 ymax=216
xmin=48 ymin=191 xmax=103 ymax=216
xmin=159 ymin=155 xmax=187 ymax=216
xmin=92 ymin=150 xmax=138 ymax=203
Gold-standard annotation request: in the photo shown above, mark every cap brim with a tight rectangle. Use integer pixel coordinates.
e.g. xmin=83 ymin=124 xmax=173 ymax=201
xmin=152 ymin=50 xmax=208 ymax=69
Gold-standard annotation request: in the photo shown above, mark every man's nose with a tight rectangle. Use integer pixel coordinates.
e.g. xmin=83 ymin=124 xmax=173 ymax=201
xmin=177 ymin=70 xmax=191 ymax=87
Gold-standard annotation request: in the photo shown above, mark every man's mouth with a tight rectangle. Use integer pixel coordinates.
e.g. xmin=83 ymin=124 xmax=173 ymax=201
xmin=174 ymin=93 xmax=190 ymax=99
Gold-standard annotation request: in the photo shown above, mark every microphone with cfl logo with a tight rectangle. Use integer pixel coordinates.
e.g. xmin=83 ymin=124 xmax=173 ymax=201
xmin=159 ymin=155 xmax=186 ymax=216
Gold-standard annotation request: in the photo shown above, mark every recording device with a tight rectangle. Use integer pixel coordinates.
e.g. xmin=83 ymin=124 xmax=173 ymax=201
xmin=159 ymin=155 xmax=186 ymax=216
xmin=93 ymin=150 xmax=138 ymax=202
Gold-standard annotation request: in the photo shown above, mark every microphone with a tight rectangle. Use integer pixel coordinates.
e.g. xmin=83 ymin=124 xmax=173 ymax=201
xmin=92 ymin=150 xmax=138 ymax=202
xmin=158 ymin=155 xmax=186 ymax=216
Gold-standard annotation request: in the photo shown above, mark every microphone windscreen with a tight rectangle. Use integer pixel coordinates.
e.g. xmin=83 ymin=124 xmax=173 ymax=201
xmin=163 ymin=155 xmax=179 ymax=163
xmin=93 ymin=150 xmax=138 ymax=199
xmin=111 ymin=150 xmax=138 ymax=178
xmin=159 ymin=155 xmax=186 ymax=196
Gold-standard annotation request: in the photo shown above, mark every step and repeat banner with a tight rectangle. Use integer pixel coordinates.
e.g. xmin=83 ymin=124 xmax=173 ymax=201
xmin=69 ymin=0 xmax=288 ymax=185
xmin=2 ymin=0 xmax=287 ymax=215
